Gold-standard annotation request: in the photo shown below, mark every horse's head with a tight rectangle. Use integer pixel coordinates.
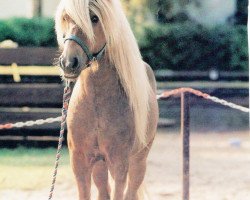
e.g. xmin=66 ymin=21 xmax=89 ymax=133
xmin=56 ymin=2 xmax=106 ymax=80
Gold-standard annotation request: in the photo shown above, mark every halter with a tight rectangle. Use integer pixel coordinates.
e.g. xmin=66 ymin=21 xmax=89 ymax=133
xmin=64 ymin=35 xmax=106 ymax=65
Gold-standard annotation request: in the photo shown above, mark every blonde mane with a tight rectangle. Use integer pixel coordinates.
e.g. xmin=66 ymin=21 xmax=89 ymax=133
xmin=55 ymin=0 xmax=152 ymax=146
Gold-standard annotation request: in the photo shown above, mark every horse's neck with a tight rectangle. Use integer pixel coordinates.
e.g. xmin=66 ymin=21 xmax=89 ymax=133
xmin=90 ymin=60 xmax=118 ymax=84
xmin=84 ymin=62 xmax=121 ymax=97
xmin=77 ymin=60 xmax=127 ymax=107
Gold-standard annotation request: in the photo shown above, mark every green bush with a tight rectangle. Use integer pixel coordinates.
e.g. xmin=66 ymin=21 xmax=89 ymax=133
xmin=0 ymin=18 xmax=248 ymax=72
xmin=140 ymin=23 xmax=248 ymax=71
xmin=235 ymin=0 xmax=248 ymax=25
xmin=0 ymin=17 xmax=57 ymax=47
xmin=0 ymin=20 xmax=13 ymax=42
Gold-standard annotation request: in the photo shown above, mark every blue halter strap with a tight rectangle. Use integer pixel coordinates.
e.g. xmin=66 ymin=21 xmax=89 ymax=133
xmin=64 ymin=35 xmax=106 ymax=62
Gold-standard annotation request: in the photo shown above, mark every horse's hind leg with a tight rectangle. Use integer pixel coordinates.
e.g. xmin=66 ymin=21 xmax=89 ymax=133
xmin=125 ymin=141 xmax=153 ymax=200
xmin=93 ymin=160 xmax=110 ymax=200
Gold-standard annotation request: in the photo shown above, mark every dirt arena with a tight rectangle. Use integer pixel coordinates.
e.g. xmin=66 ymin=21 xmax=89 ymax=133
xmin=1 ymin=130 xmax=250 ymax=200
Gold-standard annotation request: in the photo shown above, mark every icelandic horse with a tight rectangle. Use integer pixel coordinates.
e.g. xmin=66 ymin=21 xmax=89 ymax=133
xmin=55 ymin=0 xmax=158 ymax=199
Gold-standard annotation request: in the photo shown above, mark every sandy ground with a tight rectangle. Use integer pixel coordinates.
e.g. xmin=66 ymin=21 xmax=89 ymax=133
xmin=1 ymin=130 xmax=250 ymax=200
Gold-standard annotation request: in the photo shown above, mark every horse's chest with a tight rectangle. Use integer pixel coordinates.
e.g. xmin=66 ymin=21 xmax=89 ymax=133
xmin=68 ymin=73 xmax=134 ymax=134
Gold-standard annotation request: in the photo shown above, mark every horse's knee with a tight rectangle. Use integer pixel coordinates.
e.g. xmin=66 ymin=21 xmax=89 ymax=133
xmin=112 ymin=160 xmax=129 ymax=184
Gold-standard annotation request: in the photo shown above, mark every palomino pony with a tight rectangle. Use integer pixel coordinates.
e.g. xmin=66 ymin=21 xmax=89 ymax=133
xmin=55 ymin=0 xmax=158 ymax=199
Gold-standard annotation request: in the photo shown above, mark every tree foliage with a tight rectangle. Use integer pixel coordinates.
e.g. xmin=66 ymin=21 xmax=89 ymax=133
xmin=235 ymin=0 xmax=248 ymax=25
xmin=0 ymin=18 xmax=56 ymax=47
xmin=140 ymin=23 xmax=248 ymax=71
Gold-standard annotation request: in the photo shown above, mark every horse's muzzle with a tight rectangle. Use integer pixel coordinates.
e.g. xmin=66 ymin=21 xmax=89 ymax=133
xmin=59 ymin=55 xmax=82 ymax=80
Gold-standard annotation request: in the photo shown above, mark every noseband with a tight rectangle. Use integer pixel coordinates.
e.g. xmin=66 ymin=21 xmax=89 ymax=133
xmin=64 ymin=35 xmax=106 ymax=65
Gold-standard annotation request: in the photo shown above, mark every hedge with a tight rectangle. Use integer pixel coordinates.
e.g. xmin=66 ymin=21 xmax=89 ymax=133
xmin=235 ymin=0 xmax=248 ymax=25
xmin=0 ymin=18 xmax=248 ymax=71
xmin=140 ymin=23 xmax=248 ymax=71
xmin=0 ymin=18 xmax=56 ymax=47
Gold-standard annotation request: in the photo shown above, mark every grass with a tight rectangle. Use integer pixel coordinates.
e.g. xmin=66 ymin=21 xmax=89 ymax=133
xmin=0 ymin=147 xmax=72 ymax=190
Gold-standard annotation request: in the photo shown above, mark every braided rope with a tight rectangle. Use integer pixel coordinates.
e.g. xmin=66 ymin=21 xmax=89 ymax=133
xmin=0 ymin=117 xmax=61 ymax=130
xmin=0 ymin=88 xmax=248 ymax=131
xmin=48 ymin=81 xmax=74 ymax=200
xmin=157 ymin=87 xmax=249 ymax=113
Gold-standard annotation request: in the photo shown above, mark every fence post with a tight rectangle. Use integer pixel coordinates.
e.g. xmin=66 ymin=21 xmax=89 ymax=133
xmin=181 ymin=92 xmax=190 ymax=200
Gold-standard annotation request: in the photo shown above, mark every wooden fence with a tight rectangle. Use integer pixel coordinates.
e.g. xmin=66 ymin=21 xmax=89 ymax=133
xmin=0 ymin=47 xmax=248 ymax=147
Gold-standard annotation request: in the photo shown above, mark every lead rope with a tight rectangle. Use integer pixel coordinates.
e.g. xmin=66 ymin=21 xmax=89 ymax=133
xmin=48 ymin=80 xmax=75 ymax=200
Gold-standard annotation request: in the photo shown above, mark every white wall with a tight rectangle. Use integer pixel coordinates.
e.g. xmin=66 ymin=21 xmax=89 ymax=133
xmin=0 ymin=0 xmax=31 ymax=18
xmin=186 ymin=0 xmax=236 ymax=26
xmin=42 ymin=0 xmax=60 ymax=18
xmin=0 ymin=0 xmax=237 ymax=25
xmin=0 ymin=0 xmax=60 ymax=19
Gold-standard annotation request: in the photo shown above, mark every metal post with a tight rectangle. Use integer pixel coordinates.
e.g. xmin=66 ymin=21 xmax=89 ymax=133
xmin=181 ymin=92 xmax=190 ymax=200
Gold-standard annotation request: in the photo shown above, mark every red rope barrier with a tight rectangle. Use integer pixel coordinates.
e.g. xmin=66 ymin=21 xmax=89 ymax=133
xmin=0 ymin=87 xmax=249 ymax=131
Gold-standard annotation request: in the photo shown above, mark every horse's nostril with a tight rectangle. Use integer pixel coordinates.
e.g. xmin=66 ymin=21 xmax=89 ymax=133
xmin=72 ymin=57 xmax=79 ymax=69
xmin=59 ymin=56 xmax=79 ymax=71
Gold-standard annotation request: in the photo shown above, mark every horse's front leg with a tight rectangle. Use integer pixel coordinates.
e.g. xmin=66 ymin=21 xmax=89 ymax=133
xmin=93 ymin=159 xmax=111 ymax=200
xmin=106 ymin=144 xmax=129 ymax=200
xmin=111 ymin=158 xmax=129 ymax=200
xmin=125 ymin=140 xmax=153 ymax=200
xmin=68 ymin=131 xmax=95 ymax=200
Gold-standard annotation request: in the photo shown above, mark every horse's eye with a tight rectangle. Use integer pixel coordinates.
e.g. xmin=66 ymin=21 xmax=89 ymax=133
xmin=63 ymin=14 xmax=68 ymax=21
xmin=91 ymin=16 xmax=99 ymax=24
